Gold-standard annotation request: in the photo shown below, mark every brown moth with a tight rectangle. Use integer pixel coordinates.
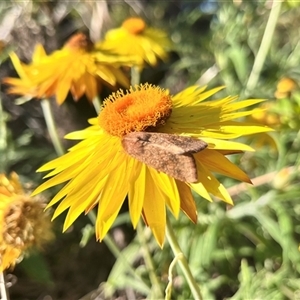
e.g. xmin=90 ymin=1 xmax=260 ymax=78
xmin=121 ymin=132 xmax=207 ymax=183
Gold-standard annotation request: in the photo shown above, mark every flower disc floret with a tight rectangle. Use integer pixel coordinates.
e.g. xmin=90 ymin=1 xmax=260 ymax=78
xmin=98 ymin=84 xmax=172 ymax=137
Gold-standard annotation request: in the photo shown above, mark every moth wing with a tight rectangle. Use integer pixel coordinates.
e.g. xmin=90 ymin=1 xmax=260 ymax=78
xmin=122 ymin=131 xmax=207 ymax=155
xmin=122 ymin=132 xmax=200 ymax=182
xmin=158 ymin=152 xmax=199 ymax=183
xmin=121 ymin=132 xmax=151 ymax=156
xmin=154 ymin=133 xmax=207 ymax=155
xmin=142 ymin=132 xmax=207 ymax=154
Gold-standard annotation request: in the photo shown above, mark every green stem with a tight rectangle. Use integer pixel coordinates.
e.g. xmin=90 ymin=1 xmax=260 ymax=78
xmin=131 ymin=66 xmax=141 ymax=86
xmin=0 ymin=271 xmax=9 ymax=300
xmin=87 ymin=211 xmax=150 ymax=293
xmin=103 ymin=234 xmax=138 ymax=278
xmin=92 ymin=95 xmax=102 ymax=114
xmin=244 ymin=0 xmax=283 ymax=97
xmin=137 ymin=222 xmax=164 ymax=299
xmin=166 ymin=217 xmax=203 ymax=300
xmin=165 ymin=252 xmax=183 ymax=300
xmin=0 ymin=91 xmax=8 ymax=173
xmin=40 ymin=99 xmax=65 ymax=156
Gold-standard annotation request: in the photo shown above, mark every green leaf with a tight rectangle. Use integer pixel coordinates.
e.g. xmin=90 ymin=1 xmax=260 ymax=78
xmin=20 ymin=251 xmax=53 ymax=285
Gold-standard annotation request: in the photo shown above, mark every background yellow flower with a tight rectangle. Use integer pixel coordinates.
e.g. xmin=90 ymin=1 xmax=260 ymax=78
xmin=2 ymin=1 xmax=300 ymax=298
xmin=97 ymin=17 xmax=172 ymax=68
xmin=3 ymin=33 xmax=131 ymax=105
xmin=0 ymin=172 xmax=53 ymax=271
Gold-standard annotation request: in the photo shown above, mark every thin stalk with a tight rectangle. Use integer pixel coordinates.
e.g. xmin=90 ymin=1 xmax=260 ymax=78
xmin=137 ymin=222 xmax=164 ymax=299
xmin=103 ymin=234 xmax=138 ymax=279
xmin=0 ymin=91 xmax=8 ymax=173
xmin=92 ymin=95 xmax=102 ymax=114
xmin=227 ymin=166 xmax=295 ymax=197
xmin=87 ymin=211 xmax=150 ymax=293
xmin=244 ymin=0 xmax=283 ymax=97
xmin=0 ymin=271 xmax=9 ymax=300
xmin=40 ymin=99 xmax=65 ymax=156
xmin=131 ymin=66 xmax=141 ymax=86
xmin=166 ymin=217 xmax=203 ymax=300
xmin=165 ymin=252 xmax=183 ymax=300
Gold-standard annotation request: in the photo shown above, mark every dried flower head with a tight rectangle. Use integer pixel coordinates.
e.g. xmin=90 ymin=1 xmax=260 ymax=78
xmin=0 ymin=173 xmax=53 ymax=271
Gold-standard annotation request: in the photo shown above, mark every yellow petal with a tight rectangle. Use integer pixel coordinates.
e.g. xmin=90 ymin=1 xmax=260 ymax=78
xmin=64 ymin=126 xmax=103 ymax=140
xmin=222 ymin=99 xmax=266 ymax=111
xmin=173 ymin=86 xmax=225 ymax=107
xmin=9 ymin=52 xmax=28 ymax=80
xmin=189 ymin=181 xmax=212 ymax=202
xmin=128 ymin=162 xmax=145 ymax=228
xmin=203 ymin=138 xmax=254 ymax=152
xmin=46 ymin=180 xmax=73 ymax=207
xmin=62 ymin=178 xmax=105 ymax=231
xmin=84 ymin=73 xmax=98 ymax=101
xmin=176 ymin=180 xmax=197 ymax=223
xmin=142 ymin=167 xmax=166 ymax=247
xmin=96 ymin=65 xmax=117 ymax=85
xmin=172 ymin=85 xmax=206 ymax=107
xmin=71 ymin=76 xmax=87 ymax=101
xmin=97 ymin=153 xmax=131 ymax=224
xmin=32 ymin=44 xmax=47 ymax=63
xmin=56 ymin=71 xmax=74 ymax=105
xmin=96 ymin=206 xmax=120 ymax=241
xmin=107 ymin=65 xmax=130 ymax=88
xmin=0 ymin=247 xmax=22 ymax=272
xmin=195 ymin=161 xmax=233 ymax=204
xmin=148 ymin=169 xmax=180 ymax=218
xmin=88 ymin=118 xmax=98 ymax=125
xmin=195 ymin=150 xmax=251 ymax=183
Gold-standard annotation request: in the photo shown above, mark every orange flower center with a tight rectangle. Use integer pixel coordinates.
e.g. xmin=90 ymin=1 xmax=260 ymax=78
xmin=98 ymin=84 xmax=173 ymax=137
xmin=0 ymin=40 xmax=6 ymax=52
xmin=63 ymin=33 xmax=93 ymax=51
xmin=122 ymin=18 xmax=146 ymax=35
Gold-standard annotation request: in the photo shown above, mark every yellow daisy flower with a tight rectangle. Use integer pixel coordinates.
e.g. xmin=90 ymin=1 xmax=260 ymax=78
xmin=97 ymin=17 xmax=172 ymax=68
xmin=32 ymin=84 xmax=272 ymax=246
xmin=274 ymin=77 xmax=297 ymax=99
xmin=0 ymin=172 xmax=53 ymax=271
xmin=250 ymin=102 xmax=280 ymax=127
xmin=3 ymin=33 xmax=131 ymax=105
